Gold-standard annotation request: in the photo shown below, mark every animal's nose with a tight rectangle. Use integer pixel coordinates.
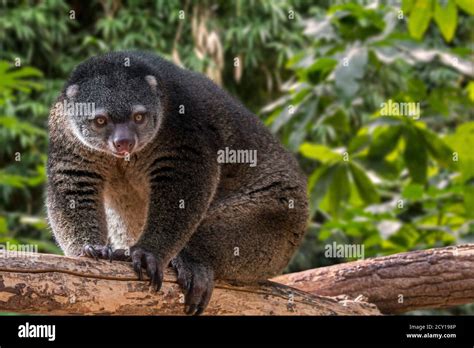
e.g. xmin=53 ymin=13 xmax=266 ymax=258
xmin=113 ymin=138 xmax=135 ymax=153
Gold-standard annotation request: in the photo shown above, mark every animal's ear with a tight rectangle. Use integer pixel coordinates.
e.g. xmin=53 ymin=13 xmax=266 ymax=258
xmin=145 ymin=75 xmax=157 ymax=92
xmin=66 ymin=84 xmax=79 ymax=99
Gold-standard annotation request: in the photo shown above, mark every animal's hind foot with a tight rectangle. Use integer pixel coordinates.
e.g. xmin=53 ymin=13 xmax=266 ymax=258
xmin=172 ymin=254 xmax=214 ymax=315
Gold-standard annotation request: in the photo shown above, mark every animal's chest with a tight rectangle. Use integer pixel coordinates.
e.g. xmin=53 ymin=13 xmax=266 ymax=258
xmin=103 ymin=170 xmax=150 ymax=248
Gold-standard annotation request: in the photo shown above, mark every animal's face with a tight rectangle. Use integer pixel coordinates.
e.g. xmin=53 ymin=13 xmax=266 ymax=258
xmin=64 ymin=73 xmax=161 ymax=158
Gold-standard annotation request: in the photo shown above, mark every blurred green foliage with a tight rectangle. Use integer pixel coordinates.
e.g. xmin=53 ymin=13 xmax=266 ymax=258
xmin=0 ymin=0 xmax=473 ymax=311
xmin=262 ymin=1 xmax=473 ymax=271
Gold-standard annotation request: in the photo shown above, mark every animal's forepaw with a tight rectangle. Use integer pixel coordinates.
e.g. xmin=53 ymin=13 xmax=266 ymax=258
xmin=172 ymin=257 xmax=214 ymax=315
xmin=81 ymin=244 xmax=114 ymax=262
xmin=129 ymin=246 xmax=163 ymax=292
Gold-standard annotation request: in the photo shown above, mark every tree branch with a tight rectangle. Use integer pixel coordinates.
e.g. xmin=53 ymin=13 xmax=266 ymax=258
xmin=273 ymin=244 xmax=474 ymax=314
xmin=1 ymin=244 xmax=472 ymax=315
xmin=0 ymin=252 xmax=378 ymax=315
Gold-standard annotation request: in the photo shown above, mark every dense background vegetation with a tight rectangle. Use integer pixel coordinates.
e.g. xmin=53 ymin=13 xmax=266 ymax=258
xmin=0 ymin=0 xmax=472 ymax=313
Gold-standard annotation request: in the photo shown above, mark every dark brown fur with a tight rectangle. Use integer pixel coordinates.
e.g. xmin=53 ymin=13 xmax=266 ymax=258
xmin=46 ymin=51 xmax=308 ymax=314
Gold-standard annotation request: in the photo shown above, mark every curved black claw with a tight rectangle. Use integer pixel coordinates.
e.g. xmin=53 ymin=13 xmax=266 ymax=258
xmin=129 ymin=246 xmax=163 ymax=292
xmin=81 ymin=244 xmax=114 ymax=262
xmin=172 ymin=256 xmax=214 ymax=316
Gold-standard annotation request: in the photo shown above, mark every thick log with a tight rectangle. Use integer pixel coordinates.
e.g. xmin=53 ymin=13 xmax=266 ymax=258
xmin=0 ymin=251 xmax=379 ymax=315
xmin=273 ymin=244 xmax=474 ymax=314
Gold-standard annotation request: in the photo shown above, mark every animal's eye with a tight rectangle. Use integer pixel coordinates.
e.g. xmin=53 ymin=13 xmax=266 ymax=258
xmin=133 ymin=113 xmax=145 ymax=124
xmin=94 ymin=116 xmax=107 ymax=127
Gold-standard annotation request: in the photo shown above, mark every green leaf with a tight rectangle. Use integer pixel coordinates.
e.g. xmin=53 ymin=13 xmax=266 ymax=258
xmin=368 ymin=125 xmax=402 ymax=159
xmin=0 ymin=116 xmax=47 ymax=137
xmin=349 ymin=162 xmax=380 ymax=204
xmin=308 ymin=58 xmax=338 ymax=72
xmin=0 ymin=61 xmax=43 ymax=95
xmin=327 ymin=163 xmax=351 ymax=218
xmin=456 ymin=0 xmax=474 ymax=15
xmin=306 ymin=58 xmax=338 ymax=83
xmin=299 ymin=143 xmax=340 ymax=163
xmin=348 ymin=131 xmax=370 ymax=153
xmin=0 ymin=217 xmax=7 ymax=235
xmin=418 ymin=127 xmax=456 ymax=169
xmin=361 ymin=157 xmax=401 ymax=180
xmin=408 ymin=0 xmax=433 ymax=40
xmin=389 ymin=225 xmax=419 ymax=248
xmin=334 ymin=47 xmax=368 ymax=99
xmin=467 ymin=81 xmax=474 ymax=102
xmin=402 ymin=183 xmax=425 ymax=200
xmin=0 ymin=172 xmax=27 ymax=188
xmin=323 ymin=109 xmax=350 ymax=133
xmin=285 ymin=52 xmax=306 ymax=69
xmin=444 ymin=122 xmax=474 ymax=181
xmin=465 ymin=184 xmax=474 ymax=219
xmin=308 ymin=164 xmax=337 ymax=218
xmin=402 ymin=0 xmax=415 ymax=12
xmin=434 ymin=0 xmax=458 ymax=42
xmin=403 ymin=126 xmax=428 ymax=183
